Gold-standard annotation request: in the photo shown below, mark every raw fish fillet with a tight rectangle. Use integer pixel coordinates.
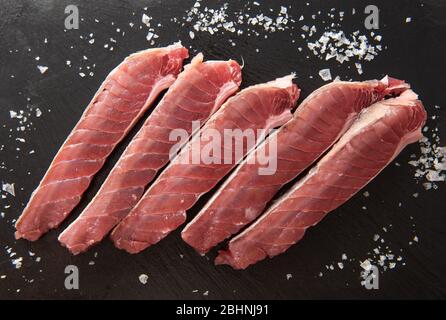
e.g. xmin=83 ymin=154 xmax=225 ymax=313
xmin=58 ymin=54 xmax=242 ymax=254
xmin=15 ymin=43 xmax=189 ymax=241
xmin=182 ymin=77 xmax=407 ymax=254
xmin=111 ymin=75 xmax=300 ymax=253
xmin=216 ymin=89 xmax=426 ymax=269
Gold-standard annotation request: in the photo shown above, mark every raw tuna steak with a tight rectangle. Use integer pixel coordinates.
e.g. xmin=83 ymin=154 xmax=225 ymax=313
xmin=111 ymin=75 xmax=300 ymax=253
xmin=15 ymin=43 xmax=189 ymax=241
xmin=182 ymin=77 xmax=408 ymax=254
xmin=58 ymin=53 xmax=242 ymax=254
xmin=216 ymin=89 xmax=426 ymax=269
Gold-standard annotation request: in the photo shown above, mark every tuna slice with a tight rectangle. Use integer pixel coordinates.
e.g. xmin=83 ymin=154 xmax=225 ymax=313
xmin=58 ymin=53 xmax=242 ymax=254
xmin=15 ymin=43 xmax=189 ymax=241
xmin=182 ymin=76 xmax=408 ymax=254
xmin=110 ymin=75 xmax=300 ymax=253
xmin=215 ymin=89 xmax=426 ymax=269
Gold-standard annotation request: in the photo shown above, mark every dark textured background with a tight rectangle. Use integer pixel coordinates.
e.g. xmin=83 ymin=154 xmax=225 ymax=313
xmin=0 ymin=0 xmax=445 ymax=299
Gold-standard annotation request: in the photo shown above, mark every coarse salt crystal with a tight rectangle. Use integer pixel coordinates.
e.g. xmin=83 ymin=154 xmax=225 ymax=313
xmin=146 ymin=32 xmax=154 ymax=41
xmin=360 ymin=259 xmax=372 ymax=271
xmin=139 ymin=273 xmax=149 ymax=284
xmin=318 ymin=68 xmax=332 ymax=81
xmin=37 ymin=65 xmax=48 ymax=74
xmin=142 ymin=14 xmax=151 ymax=27
xmin=12 ymin=257 xmax=23 ymax=269
xmin=426 ymin=170 xmax=445 ymax=182
xmin=2 ymin=182 xmax=15 ymax=196
xmin=355 ymin=62 xmax=363 ymax=75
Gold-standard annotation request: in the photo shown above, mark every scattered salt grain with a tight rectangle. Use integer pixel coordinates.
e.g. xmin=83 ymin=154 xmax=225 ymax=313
xmin=12 ymin=257 xmax=23 ymax=269
xmin=178 ymin=1 xmax=292 ymax=42
xmin=286 ymin=273 xmax=293 ymax=280
xmin=9 ymin=110 xmax=17 ymax=118
xmin=355 ymin=62 xmax=363 ymax=75
xmin=2 ymin=182 xmax=15 ymax=196
xmin=318 ymin=68 xmax=332 ymax=81
xmin=139 ymin=273 xmax=149 ymax=284
xmin=146 ymin=32 xmax=154 ymax=41
xmin=37 ymin=65 xmax=48 ymax=74
xmin=360 ymin=259 xmax=372 ymax=271
xmin=307 ymin=30 xmax=383 ymax=65
xmin=422 ymin=182 xmax=432 ymax=190
xmin=407 ymin=131 xmax=446 ymax=187
xmin=142 ymin=14 xmax=152 ymax=27
xmin=426 ymin=170 xmax=445 ymax=182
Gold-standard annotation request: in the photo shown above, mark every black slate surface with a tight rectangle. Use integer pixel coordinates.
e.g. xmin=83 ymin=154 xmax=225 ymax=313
xmin=0 ymin=0 xmax=445 ymax=299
